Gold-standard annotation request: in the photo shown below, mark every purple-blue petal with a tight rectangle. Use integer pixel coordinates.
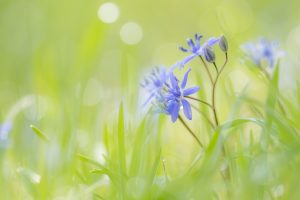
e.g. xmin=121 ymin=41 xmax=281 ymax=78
xmin=182 ymin=99 xmax=192 ymax=120
xmin=207 ymin=37 xmax=221 ymax=47
xmin=167 ymin=101 xmax=180 ymax=123
xmin=142 ymin=93 xmax=155 ymax=106
xmin=179 ymin=46 xmax=188 ymax=52
xmin=187 ymin=38 xmax=195 ymax=49
xmin=181 ymin=54 xmax=197 ymax=65
xmin=170 ymin=54 xmax=196 ymax=70
xmin=181 ymin=68 xmax=191 ymax=89
xmin=195 ymin=34 xmax=202 ymax=42
xmin=183 ymin=86 xmax=200 ymax=96
xmin=169 ymin=72 xmax=178 ymax=89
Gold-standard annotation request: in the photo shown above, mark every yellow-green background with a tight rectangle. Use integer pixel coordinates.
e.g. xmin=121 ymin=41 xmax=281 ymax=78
xmin=1 ymin=0 xmax=300 ymax=199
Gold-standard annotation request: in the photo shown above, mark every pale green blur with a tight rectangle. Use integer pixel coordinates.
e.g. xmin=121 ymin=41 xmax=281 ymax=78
xmin=1 ymin=0 xmax=300 ymax=199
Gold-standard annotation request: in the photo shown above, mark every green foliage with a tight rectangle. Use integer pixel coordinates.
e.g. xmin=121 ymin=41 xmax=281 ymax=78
xmin=1 ymin=0 xmax=300 ymax=199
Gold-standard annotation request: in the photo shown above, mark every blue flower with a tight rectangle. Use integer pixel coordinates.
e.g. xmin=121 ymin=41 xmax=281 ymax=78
xmin=172 ymin=34 xmax=220 ymax=69
xmin=241 ymin=38 xmax=285 ymax=69
xmin=141 ymin=66 xmax=170 ymax=106
xmin=0 ymin=121 xmax=12 ymax=140
xmin=165 ymin=68 xmax=200 ymax=122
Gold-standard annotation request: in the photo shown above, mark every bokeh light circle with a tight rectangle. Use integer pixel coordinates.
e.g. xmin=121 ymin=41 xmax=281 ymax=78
xmin=120 ymin=22 xmax=143 ymax=45
xmin=97 ymin=2 xmax=120 ymax=24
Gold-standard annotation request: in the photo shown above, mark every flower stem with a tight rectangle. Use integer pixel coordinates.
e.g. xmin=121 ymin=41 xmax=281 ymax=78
xmin=184 ymin=96 xmax=213 ymax=109
xmin=199 ymin=56 xmax=214 ymax=85
xmin=260 ymin=67 xmax=287 ymax=115
xmin=213 ymin=62 xmax=219 ymax=73
xmin=211 ymin=53 xmax=228 ymax=127
xmin=190 ymin=104 xmax=215 ymax=128
xmin=178 ymin=115 xmax=203 ymax=147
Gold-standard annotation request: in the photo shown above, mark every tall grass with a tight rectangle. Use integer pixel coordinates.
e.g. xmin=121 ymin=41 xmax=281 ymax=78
xmin=1 ymin=0 xmax=300 ymax=199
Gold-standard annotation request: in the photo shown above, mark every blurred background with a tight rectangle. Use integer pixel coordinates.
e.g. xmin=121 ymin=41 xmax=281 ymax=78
xmin=1 ymin=0 xmax=300 ymax=199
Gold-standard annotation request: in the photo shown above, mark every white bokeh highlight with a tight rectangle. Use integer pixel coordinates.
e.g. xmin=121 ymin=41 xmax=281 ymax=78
xmin=97 ymin=2 xmax=120 ymax=24
xmin=120 ymin=22 xmax=143 ymax=45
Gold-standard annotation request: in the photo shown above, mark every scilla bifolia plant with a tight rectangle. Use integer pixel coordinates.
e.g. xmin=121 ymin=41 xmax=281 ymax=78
xmin=241 ymin=38 xmax=284 ymax=79
xmin=142 ymin=34 xmax=228 ymax=147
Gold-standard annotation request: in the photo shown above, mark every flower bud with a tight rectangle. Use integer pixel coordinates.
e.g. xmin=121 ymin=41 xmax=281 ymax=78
xmin=219 ymin=35 xmax=228 ymax=52
xmin=203 ymin=46 xmax=215 ymax=63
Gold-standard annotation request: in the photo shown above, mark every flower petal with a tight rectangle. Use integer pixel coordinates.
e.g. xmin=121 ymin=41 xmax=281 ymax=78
xmin=181 ymin=68 xmax=191 ymax=89
xmin=179 ymin=46 xmax=188 ymax=52
xmin=187 ymin=38 xmax=195 ymax=49
xmin=182 ymin=99 xmax=192 ymax=120
xmin=207 ymin=37 xmax=220 ymax=47
xmin=183 ymin=86 xmax=200 ymax=96
xmin=166 ymin=101 xmax=180 ymax=123
xmin=181 ymin=54 xmax=196 ymax=66
xmin=194 ymin=34 xmax=203 ymax=49
xmin=142 ymin=93 xmax=155 ymax=106
xmin=169 ymin=72 xmax=178 ymax=89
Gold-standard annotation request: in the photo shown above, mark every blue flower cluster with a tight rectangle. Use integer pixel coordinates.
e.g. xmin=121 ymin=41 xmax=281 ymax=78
xmin=142 ymin=34 xmax=226 ymax=123
xmin=142 ymin=67 xmax=199 ymax=122
xmin=241 ymin=38 xmax=284 ymax=69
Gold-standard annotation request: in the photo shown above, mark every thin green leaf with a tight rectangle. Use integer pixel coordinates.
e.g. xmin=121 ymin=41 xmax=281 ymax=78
xmin=30 ymin=125 xmax=49 ymax=142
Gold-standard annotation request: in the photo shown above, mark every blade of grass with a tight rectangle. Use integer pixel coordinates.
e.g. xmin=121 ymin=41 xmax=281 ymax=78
xmin=30 ymin=125 xmax=49 ymax=142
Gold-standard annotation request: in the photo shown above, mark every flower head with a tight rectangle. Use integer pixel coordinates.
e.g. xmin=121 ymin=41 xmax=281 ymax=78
xmin=141 ymin=66 xmax=170 ymax=106
xmin=142 ymin=67 xmax=200 ymax=122
xmin=241 ymin=38 xmax=284 ymax=69
xmin=172 ymin=34 xmax=220 ymax=69
xmin=165 ymin=68 xmax=200 ymax=122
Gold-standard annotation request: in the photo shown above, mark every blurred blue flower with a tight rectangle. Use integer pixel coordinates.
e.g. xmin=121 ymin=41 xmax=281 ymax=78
xmin=165 ymin=68 xmax=200 ymax=122
xmin=172 ymin=34 xmax=220 ymax=69
xmin=141 ymin=66 xmax=170 ymax=106
xmin=241 ymin=38 xmax=285 ymax=69
xmin=0 ymin=121 xmax=12 ymax=140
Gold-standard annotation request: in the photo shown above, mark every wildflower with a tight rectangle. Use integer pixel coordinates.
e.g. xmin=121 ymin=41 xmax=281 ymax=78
xmin=0 ymin=121 xmax=12 ymax=140
xmin=165 ymin=68 xmax=200 ymax=122
xmin=141 ymin=66 xmax=169 ymax=106
xmin=241 ymin=38 xmax=284 ymax=69
xmin=172 ymin=34 xmax=220 ymax=69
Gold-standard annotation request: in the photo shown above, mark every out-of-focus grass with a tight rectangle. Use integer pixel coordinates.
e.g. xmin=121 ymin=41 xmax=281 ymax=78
xmin=1 ymin=0 xmax=300 ymax=199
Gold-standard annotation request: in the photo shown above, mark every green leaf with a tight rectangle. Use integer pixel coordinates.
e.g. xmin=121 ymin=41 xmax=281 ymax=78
xmin=77 ymin=154 xmax=106 ymax=168
xmin=30 ymin=125 xmax=49 ymax=142
xmin=118 ymin=103 xmax=126 ymax=174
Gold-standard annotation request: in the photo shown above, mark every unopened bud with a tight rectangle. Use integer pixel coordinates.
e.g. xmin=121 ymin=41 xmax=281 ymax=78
xmin=204 ymin=46 xmax=215 ymax=63
xmin=219 ymin=35 xmax=228 ymax=52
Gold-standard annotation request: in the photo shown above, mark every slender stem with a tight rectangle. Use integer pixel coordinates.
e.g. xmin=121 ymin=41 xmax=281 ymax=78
xmin=260 ymin=67 xmax=286 ymax=115
xmin=199 ymin=56 xmax=214 ymax=85
xmin=162 ymin=159 xmax=169 ymax=183
xmin=178 ymin=115 xmax=203 ymax=147
xmin=190 ymin=104 xmax=215 ymax=128
xmin=213 ymin=62 xmax=219 ymax=73
xmin=259 ymin=66 xmax=271 ymax=80
xmin=211 ymin=53 xmax=231 ymax=198
xmin=185 ymin=96 xmax=213 ymax=109
xmin=211 ymin=53 xmax=228 ymax=127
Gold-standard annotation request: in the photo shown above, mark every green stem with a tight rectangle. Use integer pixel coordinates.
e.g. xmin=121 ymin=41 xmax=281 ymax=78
xmin=260 ymin=66 xmax=286 ymax=115
xmin=178 ymin=115 xmax=203 ymax=147
xmin=190 ymin=104 xmax=215 ymax=128
xmin=199 ymin=56 xmax=214 ymax=85
xmin=213 ymin=62 xmax=219 ymax=73
xmin=211 ymin=53 xmax=228 ymax=127
xmin=185 ymin=96 xmax=213 ymax=109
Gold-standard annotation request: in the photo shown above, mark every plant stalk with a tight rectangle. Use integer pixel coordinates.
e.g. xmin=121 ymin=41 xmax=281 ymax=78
xmin=178 ymin=115 xmax=203 ymax=147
